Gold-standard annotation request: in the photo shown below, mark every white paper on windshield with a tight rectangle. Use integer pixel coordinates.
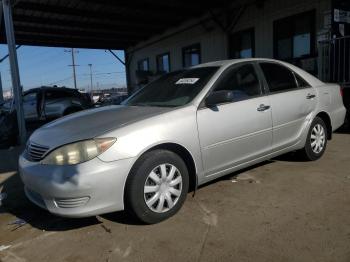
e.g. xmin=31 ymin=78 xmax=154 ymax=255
xmin=175 ymin=78 xmax=199 ymax=85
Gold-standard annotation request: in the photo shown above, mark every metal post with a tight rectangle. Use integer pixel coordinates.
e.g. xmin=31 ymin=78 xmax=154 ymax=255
xmin=107 ymin=50 xmax=125 ymax=65
xmin=0 ymin=72 xmax=3 ymax=104
xmin=2 ymin=0 xmax=26 ymax=144
xmin=0 ymin=1 xmax=3 ymax=104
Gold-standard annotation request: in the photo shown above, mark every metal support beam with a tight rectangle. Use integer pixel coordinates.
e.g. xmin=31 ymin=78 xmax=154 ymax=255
xmin=0 ymin=45 xmax=22 ymax=63
xmin=2 ymin=0 xmax=26 ymax=144
xmin=124 ymin=51 xmax=132 ymax=95
xmin=107 ymin=50 xmax=125 ymax=66
xmin=0 ymin=3 xmax=3 ymax=104
xmin=0 ymin=71 xmax=4 ymax=104
xmin=0 ymin=72 xmax=3 ymax=104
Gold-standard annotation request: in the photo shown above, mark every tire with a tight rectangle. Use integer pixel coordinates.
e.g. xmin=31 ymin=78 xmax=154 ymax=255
xmin=299 ymin=116 xmax=328 ymax=161
xmin=125 ymin=149 xmax=189 ymax=224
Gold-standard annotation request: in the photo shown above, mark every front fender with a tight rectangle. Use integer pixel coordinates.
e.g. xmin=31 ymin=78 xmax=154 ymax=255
xmin=97 ymin=106 xmax=204 ymax=174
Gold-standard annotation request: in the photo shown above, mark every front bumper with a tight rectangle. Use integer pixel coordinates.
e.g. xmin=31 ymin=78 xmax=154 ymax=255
xmin=19 ymin=154 xmax=135 ymax=218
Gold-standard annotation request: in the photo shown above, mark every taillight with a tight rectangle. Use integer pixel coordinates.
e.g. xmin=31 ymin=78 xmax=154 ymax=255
xmin=340 ymin=86 xmax=344 ymax=97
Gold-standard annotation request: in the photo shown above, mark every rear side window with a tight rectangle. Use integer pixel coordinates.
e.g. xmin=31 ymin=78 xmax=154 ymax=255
xmin=294 ymin=73 xmax=310 ymax=88
xmin=214 ymin=64 xmax=262 ymax=101
xmin=260 ymin=63 xmax=297 ymax=93
xmin=23 ymin=92 xmax=37 ymax=103
xmin=45 ymin=90 xmax=73 ymax=100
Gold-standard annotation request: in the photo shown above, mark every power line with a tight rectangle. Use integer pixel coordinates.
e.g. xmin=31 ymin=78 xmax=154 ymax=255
xmin=47 ymin=76 xmax=73 ymax=86
xmin=80 ymin=71 xmax=125 ymax=76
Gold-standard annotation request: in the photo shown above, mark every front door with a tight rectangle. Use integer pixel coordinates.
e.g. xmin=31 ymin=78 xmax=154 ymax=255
xmin=197 ymin=63 xmax=273 ymax=176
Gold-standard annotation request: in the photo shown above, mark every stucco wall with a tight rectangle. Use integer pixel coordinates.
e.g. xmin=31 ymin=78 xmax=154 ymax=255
xmin=126 ymin=0 xmax=331 ymax=91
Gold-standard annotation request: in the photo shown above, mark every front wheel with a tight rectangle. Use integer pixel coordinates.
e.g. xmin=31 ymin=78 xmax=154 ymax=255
xmin=299 ymin=117 xmax=328 ymax=161
xmin=125 ymin=150 xmax=189 ymax=224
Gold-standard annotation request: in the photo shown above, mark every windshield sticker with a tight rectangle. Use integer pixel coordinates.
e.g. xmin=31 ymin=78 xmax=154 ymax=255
xmin=175 ymin=78 xmax=200 ymax=85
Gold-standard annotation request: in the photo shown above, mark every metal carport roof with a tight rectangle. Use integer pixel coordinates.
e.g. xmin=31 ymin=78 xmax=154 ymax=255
xmin=0 ymin=0 xmax=234 ymax=49
xmin=0 ymin=0 xmax=255 ymax=144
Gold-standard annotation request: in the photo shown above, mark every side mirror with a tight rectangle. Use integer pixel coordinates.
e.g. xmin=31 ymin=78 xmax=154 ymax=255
xmin=205 ymin=90 xmax=234 ymax=107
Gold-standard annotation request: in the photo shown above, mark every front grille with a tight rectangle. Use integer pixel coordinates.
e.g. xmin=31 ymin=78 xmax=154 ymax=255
xmin=26 ymin=142 xmax=49 ymax=161
xmin=54 ymin=197 xmax=90 ymax=208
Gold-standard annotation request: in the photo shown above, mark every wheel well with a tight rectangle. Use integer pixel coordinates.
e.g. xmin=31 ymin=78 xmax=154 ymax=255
xmin=144 ymin=143 xmax=197 ymax=192
xmin=316 ymin=112 xmax=332 ymax=140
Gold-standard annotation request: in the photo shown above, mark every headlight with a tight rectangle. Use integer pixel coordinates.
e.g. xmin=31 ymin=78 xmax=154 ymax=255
xmin=41 ymin=138 xmax=116 ymax=165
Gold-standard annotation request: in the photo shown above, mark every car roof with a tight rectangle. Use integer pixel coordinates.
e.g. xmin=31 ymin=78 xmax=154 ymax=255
xmin=193 ymin=58 xmax=288 ymax=68
xmin=193 ymin=58 xmax=324 ymax=87
xmin=23 ymin=86 xmax=79 ymax=94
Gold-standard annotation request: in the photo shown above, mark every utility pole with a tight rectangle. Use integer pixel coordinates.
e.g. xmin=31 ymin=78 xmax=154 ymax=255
xmin=88 ymin=64 xmax=93 ymax=94
xmin=65 ymin=48 xmax=79 ymax=89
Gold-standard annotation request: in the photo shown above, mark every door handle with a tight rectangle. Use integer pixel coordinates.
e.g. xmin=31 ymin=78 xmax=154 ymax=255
xmin=257 ymin=104 xmax=270 ymax=112
xmin=306 ymin=94 xmax=316 ymax=99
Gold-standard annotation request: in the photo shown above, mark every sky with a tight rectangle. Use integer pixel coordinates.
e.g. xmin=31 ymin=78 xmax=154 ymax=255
xmin=0 ymin=45 xmax=126 ymax=93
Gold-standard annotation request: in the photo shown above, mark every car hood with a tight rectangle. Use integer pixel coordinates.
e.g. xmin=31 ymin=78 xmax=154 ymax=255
xmin=29 ymin=105 xmax=172 ymax=149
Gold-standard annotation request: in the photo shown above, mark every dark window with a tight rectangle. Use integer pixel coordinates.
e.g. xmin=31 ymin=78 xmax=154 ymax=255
xmin=229 ymin=28 xmax=255 ymax=59
xmin=260 ymin=63 xmax=297 ymax=93
xmin=23 ymin=92 xmax=37 ymax=103
xmin=214 ymin=64 xmax=262 ymax=101
xmin=125 ymin=67 xmax=218 ymax=107
xmin=156 ymin=53 xmax=170 ymax=73
xmin=274 ymin=10 xmax=315 ymax=60
xmin=137 ymin=58 xmax=149 ymax=71
xmin=45 ymin=90 xmax=72 ymax=100
xmin=182 ymin=43 xmax=201 ymax=67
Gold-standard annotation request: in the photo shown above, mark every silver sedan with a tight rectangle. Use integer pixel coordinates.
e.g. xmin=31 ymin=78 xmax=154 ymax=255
xmin=19 ymin=59 xmax=346 ymax=224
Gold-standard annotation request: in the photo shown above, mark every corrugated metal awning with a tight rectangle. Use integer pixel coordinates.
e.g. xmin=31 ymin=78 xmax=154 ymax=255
xmin=0 ymin=0 xmax=230 ymax=49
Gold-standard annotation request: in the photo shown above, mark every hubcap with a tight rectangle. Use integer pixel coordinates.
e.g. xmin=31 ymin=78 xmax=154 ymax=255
xmin=310 ymin=124 xmax=326 ymax=154
xmin=144 ymin=164 xmax=183 ymax=213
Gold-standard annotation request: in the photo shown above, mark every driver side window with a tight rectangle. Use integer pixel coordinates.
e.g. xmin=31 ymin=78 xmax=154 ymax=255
xmin=214 ymin=64 xmax=262 ymax=102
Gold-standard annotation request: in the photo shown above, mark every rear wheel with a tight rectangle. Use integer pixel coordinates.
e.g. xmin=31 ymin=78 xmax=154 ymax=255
xmin=125 ymin=150 xmax=189 ymax=224
xmin=299 ymin=117 xmax=328 ymax=161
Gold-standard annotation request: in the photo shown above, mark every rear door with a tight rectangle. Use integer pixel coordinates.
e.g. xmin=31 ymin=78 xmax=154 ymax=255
xmin=258 ymin=62 xmax=317 ymax=151
xmin=44 ymin=89 xmax=70 ymax=119
xmin=197 ymin=63 xmax=273 ymax=175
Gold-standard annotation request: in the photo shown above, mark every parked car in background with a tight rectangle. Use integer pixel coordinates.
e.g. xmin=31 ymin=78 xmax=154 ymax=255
xmin=93 ymin=94 xmax=128 ymax=107
xmin=19 ymin=59 xmax=346 ymax=224
xmin=111 ymin=94 xmax=128 ymax=105
xmin=23 ymin=86 xmax=92 ymax=122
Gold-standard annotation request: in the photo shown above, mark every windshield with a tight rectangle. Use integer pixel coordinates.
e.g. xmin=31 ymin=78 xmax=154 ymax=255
xmin=124 ymin=66 xmax=218 ymax=107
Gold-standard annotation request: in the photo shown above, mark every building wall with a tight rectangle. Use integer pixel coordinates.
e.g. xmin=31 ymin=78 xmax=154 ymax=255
xmin=126 ymin=0 xmax=331 ymax=91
